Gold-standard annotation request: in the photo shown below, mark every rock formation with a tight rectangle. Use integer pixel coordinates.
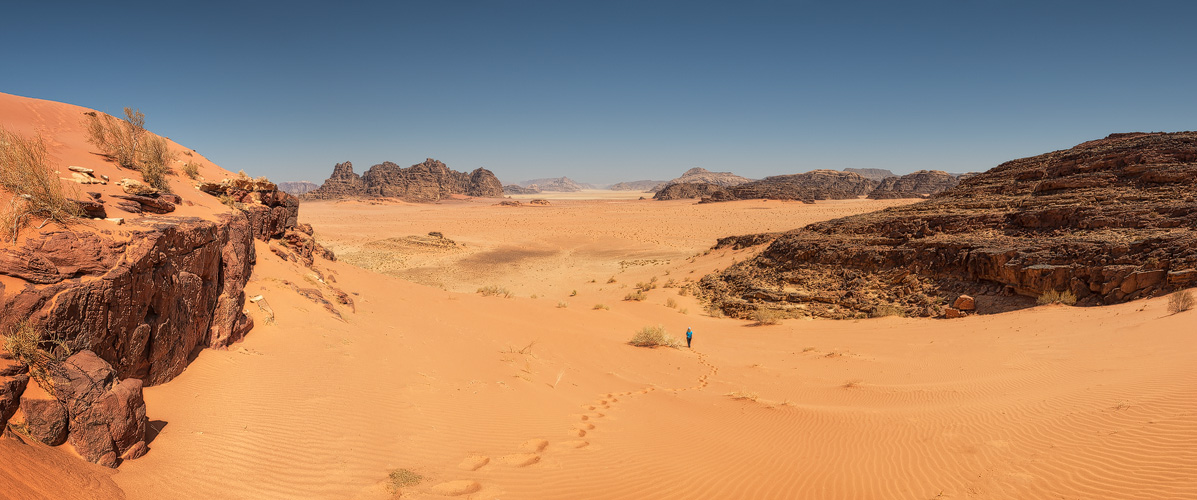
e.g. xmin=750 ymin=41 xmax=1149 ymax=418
xmin=867 ymin=170 xmax=959 ymax=199
xmin=516 ymin=177 xmax=588 ymax=192
xmin=609 ymin=180 xmax=667 ymax=191
xmin=277 ymin=181 xmax=319 ymax=196
xmin=844 ymin=168 xmax=896 ymax=182
xmin=698 ymin=132 xmax=1197 ymax=319
xmin=652 ymin=182 xmax=730 ymax=200
xmin=305 ymin=159 xmax=503 ymax=202
xmin=708 ymin=170 xmax=877 ymax=202
xmin=665 ymin=167 xmax=752 ymax=188
xmin=503 ymin=184 xmax=540 ymax=195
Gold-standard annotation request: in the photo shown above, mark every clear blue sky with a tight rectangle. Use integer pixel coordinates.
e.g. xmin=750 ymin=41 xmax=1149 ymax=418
xmin=3 ymin=1 xmax=1194 ymax=185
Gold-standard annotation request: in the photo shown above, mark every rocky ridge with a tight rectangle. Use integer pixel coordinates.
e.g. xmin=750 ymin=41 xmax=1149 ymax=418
xmin=867 ymin=170 xmax=959 ymax=199
xmin=844 ymin=167 xmax=897 ymax=182
xmin=697 ymin=132 xmax=1197 ymax=319
xmin=608 ymin=180 xmax=667 ymax=191
xmin=652 ymin=182 xmax=729 ymax=200
xmin=305 ymin=159 xmax=503 ymax=202
xmin=516 ymin=177 xmax=589 ymax=192
xmin=277 ymin=181 xmax=319 ymax=196
xmin=666 ymin=167 xmax=752 ymax=188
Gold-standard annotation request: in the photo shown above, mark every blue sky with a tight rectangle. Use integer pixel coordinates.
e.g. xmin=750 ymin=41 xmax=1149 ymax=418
xmin=2 ymin=1 xmax=1194 ymax=185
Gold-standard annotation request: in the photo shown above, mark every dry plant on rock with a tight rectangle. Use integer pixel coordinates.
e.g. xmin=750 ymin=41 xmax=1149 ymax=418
xmin=1167 ymin=289 xmax=1194 ymax=314
xmin=83 ymin=108 xmax=175 ymax=192
xmin=0 ymin=128 xmax=81 ymax=242
xmin=3 ymin=321 xmax=78 ymax=391
xmin=1037 ymin=289 xmax=1077 ymax=306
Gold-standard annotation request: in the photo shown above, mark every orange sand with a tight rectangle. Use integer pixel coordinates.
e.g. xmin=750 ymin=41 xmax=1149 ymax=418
xmin=2 ymin=91 xmax=1195 ymax=499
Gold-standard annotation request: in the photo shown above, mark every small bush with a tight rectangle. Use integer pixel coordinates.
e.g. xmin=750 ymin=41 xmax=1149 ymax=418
xmin=679 ymin=308 xmax=688 ymax=315
xmin=871 ymin=305 xmax=906 ymax=318
xmin=630 ymin=325 xmax=681 ymax=348
xmin=1037 ymin=289 xmax=1077 ymax=306
xmin=477 ymin=285 xmax=513 ymax=298
xmin=182 ymin=162 xmax=201 ymax=180
xmin=624 ymin=290 xmax=647 ymax=301
xmin=753 ymin=309 xmax=781 ymax=326
xmin=84 ymin=108 xmax=145 ymax=170
xmin=705 ymin=304 xmax=725 ymax=318
xmin=635 ymin=281 xmax=657 ymax=291
xmin=677 ymin=286 xmax=689 ymax=296
xmin=386 ymin=468 xmax=423 ymax=493
xmin=3 ymin=321 xmax=77 ymax=390
xmin=0 ymin=128 xmax=82 ymax=242
xmin=607 ymin=277 xmax=617 ymax=284
xmin=593 ymin=304 xmax=609 ymax=310
xmin=138 ymin=135 xmax=176 ymax=192
xmin=665 ymin=298 xmax=678 ymax=309
xmin=557 ymin=301 xmax=568 ymax=308
xmin=569 ymin=289 xmax=577 ymax=297
xmin=727 ymin=391 xmax=759 ymax=401
xmin=1167 ymin=289 xmax=1194 ymax=314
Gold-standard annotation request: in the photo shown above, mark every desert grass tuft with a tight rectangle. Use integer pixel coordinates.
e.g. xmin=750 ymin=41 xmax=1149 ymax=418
xmin=665 ymin=297 xmax=678 ymax=309
xmin=593 ymin=303 xmax=609 ymax=310
xmin=557 ymin=301 xmax=569 ymax=308
xmin=1167 ymin=289 xmax=1194 ymax=314
xmin=871 ymin=304 xmax=906 ymax=318
xmin=1037 ymin=289 xmax=1077 ymax=306
xmin=477 ymin=285 xmax=514 ymax=298
xmin=727 ymin=391 xmax=759 ymax=401
xmin=624 ymin=290 xmax=647 ymax=301
xmin=0 ymin=128 xmax=82 ymax=242
xmin=182 ymin=161 xmax=201 ymax=180
xmin=629 ymin=325 xmax=681 ymax=348
xmin=752 ymin=309 xmax=781 ymax=326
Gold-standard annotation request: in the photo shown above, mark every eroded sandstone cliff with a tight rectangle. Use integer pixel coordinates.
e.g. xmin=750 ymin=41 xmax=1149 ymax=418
xmin=305 ymin=159 xmax=503 ymax=202
xmin=699 ymin=132 xmax=1197 ymax=319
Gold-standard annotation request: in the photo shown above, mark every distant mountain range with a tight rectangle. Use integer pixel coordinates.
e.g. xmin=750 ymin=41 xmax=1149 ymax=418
xmin=514 ymin=177 xmax=596 ymax=192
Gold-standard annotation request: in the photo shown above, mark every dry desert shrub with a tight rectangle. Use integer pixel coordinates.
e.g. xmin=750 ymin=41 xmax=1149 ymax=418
xmin=182 ymin=161 xmax=201 ymax=180
xmin=1037 ymin=289 xmax=1077 ymax=306
xmin=1167 ymin=289 xmax=1194 ymax=314
xmin=727 ymin=391 xmax=759 ymax=401
xmin=753 ymin=309 xmax=781 ymax=326
xmin=630 ymin=325 xmax=681 ymax=348
xmin=84 ymin=108 xmax=175 ymax=192
xmin=557 ymin=301 xmax=568 ymax=308
xmin=3 ymin=321 xmax=79 ymax=390
xmin=665 ymin=297 xmax=678 ymax=309
xmin=477 ymin=285 xmax=513 ymax=298
xmin=624 ymin=290 xmax=647 ymax=301
xmin=0 ymin=128 xmax=81 ymax=242
xmin=593 ymin=303 xmax=610 ymax=310
xmin=386 ymin=468 xmax=423 ymax=493
xmin=871 ymin=304 xmax=906 ymax=318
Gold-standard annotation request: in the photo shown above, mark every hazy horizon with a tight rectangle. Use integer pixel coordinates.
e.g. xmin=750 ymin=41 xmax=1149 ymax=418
xmin=3 ymin=1 xmax=1194 ymax=185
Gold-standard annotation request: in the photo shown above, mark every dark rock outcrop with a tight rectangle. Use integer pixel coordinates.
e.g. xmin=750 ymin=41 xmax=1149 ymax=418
xmin=868 ymin=170 xmax=959 ymax=199
xmin=717 ymin=170 xmax=877 ymax=201
xmin=653 ymin=182 xmax=731 ymax=200
xmin=16 ymin=388 xmax=68 ymax=446
xmin=699 ymin=132 xmax=1197 ymax=319
xmin=306 ymin=159 xmax=503 ymax=202
xmin=51 ymin=351 xmax=147 ymax=467
xmin=844 ymin=168 xmax=896 ymax=182
xmin=666 ymin=167 xmax=752 ymax=188
xmin=0 ymin=354 xmax=29 ymax=437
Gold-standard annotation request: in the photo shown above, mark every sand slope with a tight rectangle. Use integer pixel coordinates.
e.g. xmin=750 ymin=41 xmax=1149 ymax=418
xmin=104 ymin=199 xmax=1196 ymax=500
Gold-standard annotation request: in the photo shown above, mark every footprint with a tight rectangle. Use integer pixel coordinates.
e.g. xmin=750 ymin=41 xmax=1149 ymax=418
xmin=499 ymin=453 xmax=541 ymax=467
xmin=578 ymin=414 xmax=589 ymax=421
xmin=590 ymin=412 xmax=605 ymax=418
xmin=458 ymin=455 xmax=490 ymax=471
xmin=611 ymin=397 xmax=619 ymax=402
xmin=561 ymin=440 xmax=590 ymax=448
xmin=575 ymin=422 xmax=595 ymax=430
xmin=571 ymin=429 xmax=587 ymax=437
xmin=430 ymin=480 xmax=481 ymax=496
xmin=521 ymin=439 xmax=549 ymax=453
xmin=584 ymin=405 xmax=596 ymax=410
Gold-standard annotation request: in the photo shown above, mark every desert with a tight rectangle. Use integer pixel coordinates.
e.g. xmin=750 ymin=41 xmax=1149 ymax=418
xmin=3 ymin=3 xmax=1197 ymax=499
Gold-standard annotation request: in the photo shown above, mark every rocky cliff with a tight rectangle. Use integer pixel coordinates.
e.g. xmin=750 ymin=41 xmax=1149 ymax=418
xmin=867 ymin=170 xmax=958 ymax=199
xmin=305 ymin=159 xmax=503 ymax=202
xmin=609 ymin=180 xmax=666 ymax=191
xmin=844 ymin=168 xmax=896 ymax=182
xmin=666 ymin=167 xmax=752 ymax=187
xmin=517 ymin=177 xmax=589 ymax=192
xmin=277 ymin=181 xmax=320 ymax=196
xmin=652 ymin=182 xmax=730 ymax=200
xmin=715 ymin=170 xmax=877 ymax=202
xmin=698 ymin=132 xmax=1197 ymax=319
xmin=503 ymin=184 xmax=540 ymax=195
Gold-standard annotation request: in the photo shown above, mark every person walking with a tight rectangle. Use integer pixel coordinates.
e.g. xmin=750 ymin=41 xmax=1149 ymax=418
xmin=686 ymin=327 xmax=693 ymax=348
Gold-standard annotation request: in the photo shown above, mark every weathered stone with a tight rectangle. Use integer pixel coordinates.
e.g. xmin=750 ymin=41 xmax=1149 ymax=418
xmin=944 ymin=307 xmax=964 ymax=319
xmin=0 ymin=357 xmax=30 ymax=435
xmin=54 ymin=351 xmax=147 ymax=467
xmin=868 ymin=170 xmax=959 ymax=199
xmin=111 ymin=194 xmax=175 ymax=214
xmin=17 ymin=387 xmax=68 ymax=446
xmin=304 ymin=159 xmax=503 ymax=202
xmin=953 ymin=295 xmax=976 ymax=311
xmin=653 ymin=182 xmax=730 ymax=200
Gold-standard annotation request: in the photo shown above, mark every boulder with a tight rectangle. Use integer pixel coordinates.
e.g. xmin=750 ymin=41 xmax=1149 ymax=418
xmin=0 ymin=356 xmax=30 ymax=435
xmin=53 ymin=351 xmax=147 ymax=467
xmin=953 ymin=295 xmax=976 ymax=311
xmin=17 ymin=385 xmax=68 ymax=446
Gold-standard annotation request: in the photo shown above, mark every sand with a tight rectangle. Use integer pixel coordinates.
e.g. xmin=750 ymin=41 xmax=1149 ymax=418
xmin=2 ymin=91 xmax=1195 ymax=499
xmin=108 ymin=200 xmax=1196 ymax=500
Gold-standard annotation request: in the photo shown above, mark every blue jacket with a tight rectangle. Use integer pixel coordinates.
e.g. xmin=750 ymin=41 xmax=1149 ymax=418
xmin=686 ymin=329 xmax=693 ymax=339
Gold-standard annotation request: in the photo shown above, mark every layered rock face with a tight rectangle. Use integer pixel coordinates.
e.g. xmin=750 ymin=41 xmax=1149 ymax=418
xmin=666 ymin=167 xmax=752 ymax=187
xmin=844 ymin=167 xmax=896 ymax=182
xmin=699 ymin=132 xmax=1197 ymax=319
xmin=653 ymin=182 xmax=730 ymax=200
xmin=503 ymin=184 xmax=540 ymax=195
xmin=306 ymin=159 xmax=503 ymax=202
xmin=867 ymin=170 xmax=959 ymax=199
xmin=277 ymin=181 xmax=319 ymax=196
xmin=722 ymin=170 xmax=877 ymax=201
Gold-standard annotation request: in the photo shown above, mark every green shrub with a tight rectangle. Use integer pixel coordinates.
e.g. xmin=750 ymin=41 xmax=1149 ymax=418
xmin=630 ymin=325 xmax=680 ymax=348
